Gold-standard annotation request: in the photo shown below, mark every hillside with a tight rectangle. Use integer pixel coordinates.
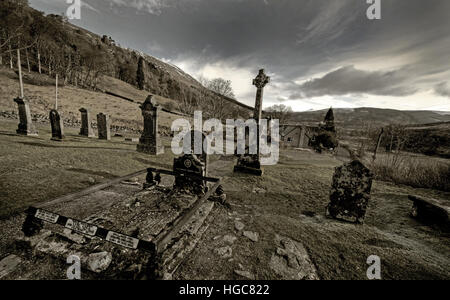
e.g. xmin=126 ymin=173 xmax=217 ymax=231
xmin=0 ymin=67 xmax=180 ymax=134
xmin=289 ymin=108 xmax=450 ymax=128
xmin=2 ymin=1 xmax=449 ymax=135
xmin=0 ymin=0 xmax=251 ymax=119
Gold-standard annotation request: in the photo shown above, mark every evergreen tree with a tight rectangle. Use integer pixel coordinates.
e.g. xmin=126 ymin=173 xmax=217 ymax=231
xmin=136 ymin=56 xmax=145 ymax=90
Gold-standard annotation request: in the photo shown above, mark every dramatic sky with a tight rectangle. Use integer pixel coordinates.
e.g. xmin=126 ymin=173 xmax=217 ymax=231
xmin=29 ymin=0 xmax=450 ymax=111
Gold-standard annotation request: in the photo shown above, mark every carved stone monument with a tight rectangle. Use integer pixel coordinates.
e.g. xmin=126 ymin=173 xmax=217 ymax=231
xmin=326 ymin=160 xmax=374 ymax=224
xmin=14 ymin=98 xmax=38 ymax=136
xmin=234 ymin=69 xmax=270 ymax=176
xmin=97 ymin=113 xmax=111 ymax=141
xmin=49 ymin=110 xmax=64 ymax=141
xmin=137 ymin=95 xmax=164 ymax=155
xmin=172 ymin=130 xmax=209 ymax=194
xmin=79 ymin=108 xmax=95 ymax=138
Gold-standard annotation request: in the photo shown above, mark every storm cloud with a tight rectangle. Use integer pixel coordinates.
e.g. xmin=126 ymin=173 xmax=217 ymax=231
xmin=289 ymin=66 xmax=418 ymax=99
xmin=435 ymin=82 xmax=450 ymax=98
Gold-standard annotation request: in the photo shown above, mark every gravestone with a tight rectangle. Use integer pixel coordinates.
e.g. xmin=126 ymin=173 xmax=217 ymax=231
xmin=97 ymin=113 xmax=111 ymax=141
xmin=79 ymin=108 xmax=95 ymax=138
xmin=326 ymin=160 xmax=373 ymax=224
xmin=234 ymin=69 xmax=270 ymax=176
xmin=49 ymin=110 xmax=64 ymax=141
xmin=173 ymin=130 xmax=209 ymax=194
xmin=14 ymin=98 xmax=38 ymax=136
xmin=137 ymin=95 xmax=164 ymax=155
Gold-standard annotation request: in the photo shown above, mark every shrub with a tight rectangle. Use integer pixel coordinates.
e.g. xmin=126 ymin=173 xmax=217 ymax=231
xmin=369 ymin=154 xmax=450 ymax=191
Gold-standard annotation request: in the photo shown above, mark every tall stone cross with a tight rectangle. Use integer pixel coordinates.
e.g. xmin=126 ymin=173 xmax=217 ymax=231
xmin=253 ymin=69 xmax=270 ymax=122
xmin=253 ymin=69 xmax=270 ymax=160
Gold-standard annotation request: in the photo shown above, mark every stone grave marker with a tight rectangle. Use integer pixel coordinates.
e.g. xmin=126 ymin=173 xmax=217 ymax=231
xmin=137 ymin=95 xmax=164 ymax=155
xmin=326 ymin=160 xmax=373 ymax=224
xmin=79 ymin=108 xmax=95 ymax=138
xmin=234 ymin=69 xmax=270 ymax=176
xmin=14 ymin=98 xmax=38 ymax=136
xmin=14 ymin=49 xmax=38 ymax=136
xmin=49 ymin=109 xmax=64 ymax=141
xmin=97 ymin=113 xmax=111 ymax=141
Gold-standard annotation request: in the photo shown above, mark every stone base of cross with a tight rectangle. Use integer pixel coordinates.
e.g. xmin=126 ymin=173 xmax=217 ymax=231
xmin=234 ymin=154 xmax=263 ymax=176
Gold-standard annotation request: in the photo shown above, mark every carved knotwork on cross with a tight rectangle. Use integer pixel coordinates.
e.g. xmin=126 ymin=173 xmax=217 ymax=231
xmin=253 ymin=69 xmax=270 ymax=89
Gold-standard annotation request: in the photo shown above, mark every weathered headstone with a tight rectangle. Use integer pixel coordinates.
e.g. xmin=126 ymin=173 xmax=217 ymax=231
xmin=97 ymin=113 xmax=111 ymax=141
xmin=234 ymin=69 xmax=270 ymax=176
xmin=49 ymin=110 xmax=64 ymax=141
xmin=173 ymin=130 xmax=208 ymax=194
xmin=137 ymin=95 xmax=164 ymax=155
xmin=79 ymin=108 xmax=95 ymax=138
xmin=326 ymin=160 xmax=373 ymax=224
xmin=14 ymin=98 xmax=38 ymax=136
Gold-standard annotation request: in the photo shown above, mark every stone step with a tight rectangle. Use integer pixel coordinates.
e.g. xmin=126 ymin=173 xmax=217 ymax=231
xmin=408 ymin=195 xmax=450 ymax=232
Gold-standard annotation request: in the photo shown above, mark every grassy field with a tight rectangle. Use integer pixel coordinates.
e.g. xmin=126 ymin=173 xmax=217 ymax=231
xmin=0 ymin=119 xmax=175 ymax=219
xmin=0 ymin=67 xmax=182 ymax=130
xmin=368 ymin=153 xmax=450 ymax=191
xmin=175 ymin=150 xmax=450 ymax=280
xmin=0 ymin=118 xmax=448 ymax=280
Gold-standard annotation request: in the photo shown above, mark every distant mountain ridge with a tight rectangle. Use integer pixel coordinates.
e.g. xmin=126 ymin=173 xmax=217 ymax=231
xmin=289 ymin=107 xmax=450 ymax=127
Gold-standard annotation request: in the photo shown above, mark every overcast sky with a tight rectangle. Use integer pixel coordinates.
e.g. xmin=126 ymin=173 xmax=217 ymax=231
xmin=29 ymin=0 xmax=450 ymax=111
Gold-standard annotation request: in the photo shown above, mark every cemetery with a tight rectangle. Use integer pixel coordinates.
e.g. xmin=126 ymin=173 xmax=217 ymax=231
xmin=0 ymin=62 xmax=448 ymax=280
xmin=0 ymin=1 xmax=448 ymax=281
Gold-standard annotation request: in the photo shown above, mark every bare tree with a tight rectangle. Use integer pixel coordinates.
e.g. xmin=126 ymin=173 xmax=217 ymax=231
xmin=178 ymin=94 xmax=198 ymax=116
xmin=265 ymin=104 xmax=293 ymax=124
xmin=202 ymin=77 xmax=236 ymax=99
xmin=204 ymin=93 xmax=229 ymax=120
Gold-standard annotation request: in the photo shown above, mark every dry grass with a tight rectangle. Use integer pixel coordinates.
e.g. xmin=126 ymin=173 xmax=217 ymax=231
xmin=0 ymin=67 xmax=181 ymax=129
xmin=0 ymin=120 xmax=175 ymax=220
xmin=176 ymin=150 xmax=450 ymax=280
xmin=1 ymin=123 xmax=449 ymax=279
xmin=369 ymin=153 xmax=450 ymax=191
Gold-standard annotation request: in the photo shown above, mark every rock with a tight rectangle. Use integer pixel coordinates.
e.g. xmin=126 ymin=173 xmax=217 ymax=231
xmin=0 ymin=255 xmax=22 ymax=279
xmin=243 ymin=231 xmax=259 ymax=242
xmin=87 ymin=252 xmax=112 ymax=273
xmin=234 ymin=270 xmax=255 ymax=280
xmin=125 ymin=138 xmax=139 ymax=142
xmin=88 ymin=177 xmax=96 ymax=185
xmin=326 ymin=160 xmax=373 ymax=224
xmin=252 ymin=187 xmax=266 ymax=194
xmin=269 ymin=235 xmax=319 ymax=280
xmin=62 ymin=229 xmax=88 ymax=244
xmin=223 ymin=235 xmax=237 ymax=244
xmin=235 ymin=221 xmax=245 ymax=232
xmin=216 ymin=246 xmax=233 ymax=259
xmin=408 ymin=195 xmax=449 ymax=232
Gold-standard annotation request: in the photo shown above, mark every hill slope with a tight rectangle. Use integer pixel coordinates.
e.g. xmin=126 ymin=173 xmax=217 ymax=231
xmin=0 ymin=0 xmax=251 ymax=119
xmin=289 ymin=108 xmax=450 ymax=128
